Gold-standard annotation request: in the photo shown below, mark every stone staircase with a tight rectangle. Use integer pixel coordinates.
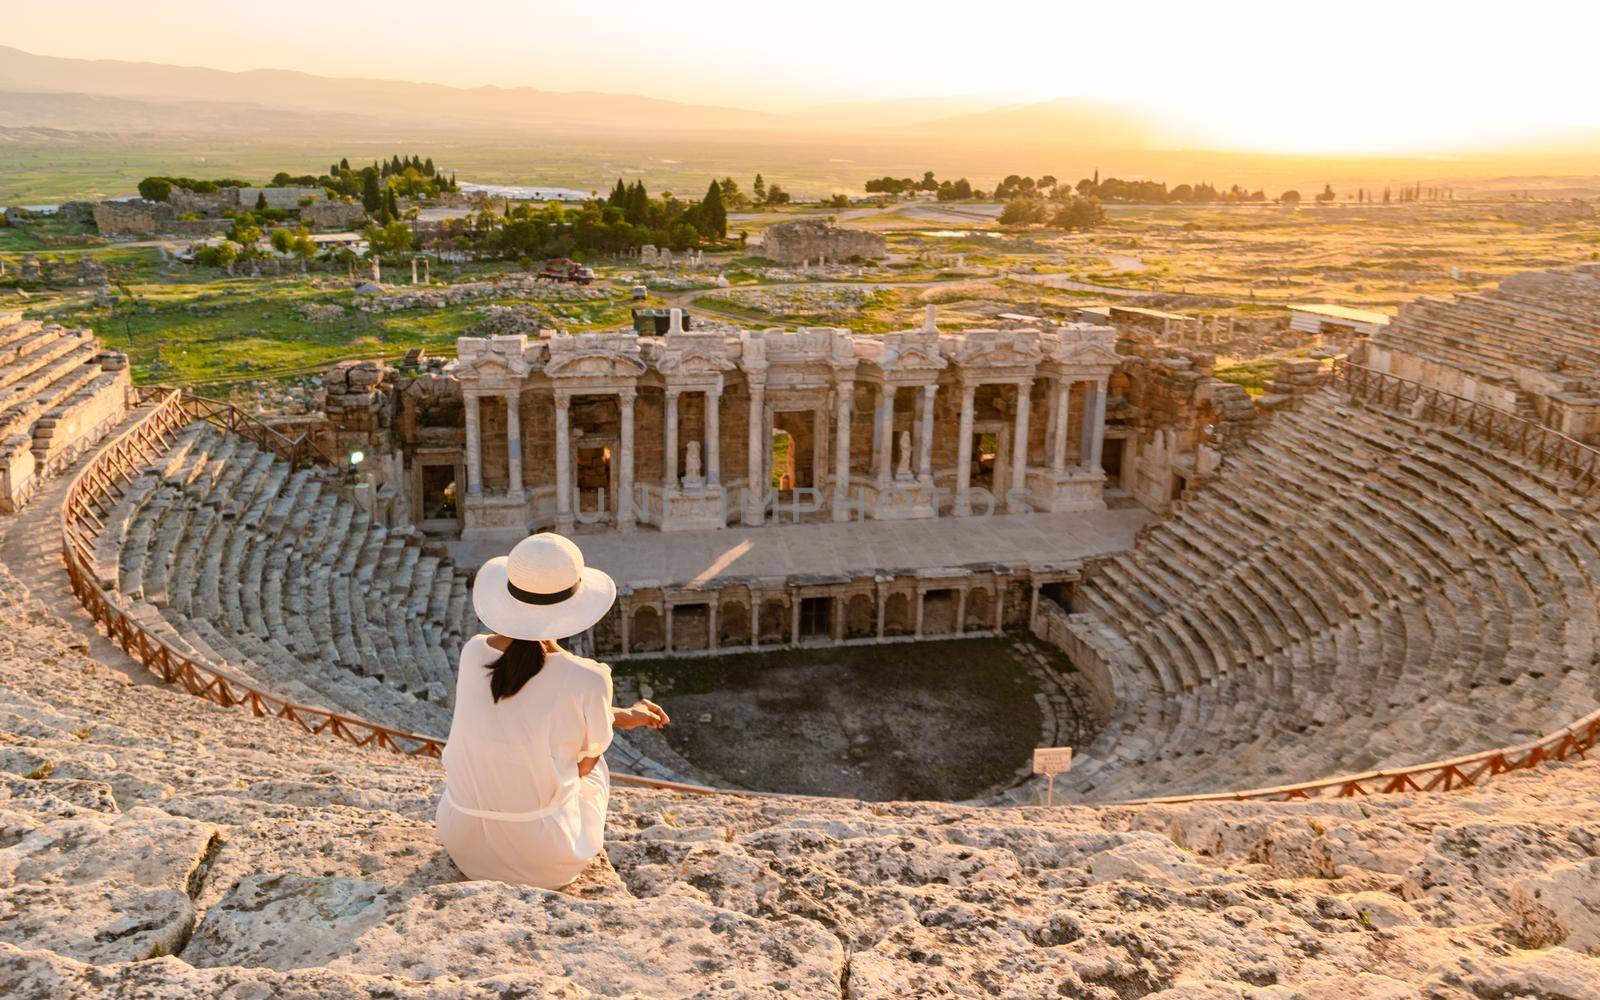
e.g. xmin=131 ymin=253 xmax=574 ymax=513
xmin=1064 ymin=389 xmax=1600 ymax=801
xmin=2 ymin=555 xmax=1598 ymax=996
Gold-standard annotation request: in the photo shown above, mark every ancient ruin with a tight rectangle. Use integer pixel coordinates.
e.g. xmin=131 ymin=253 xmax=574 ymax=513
xmin=759 ymin=219 xmax=887 ymax=264
xmin=3 ymin=266 xmax=1600 ymax=994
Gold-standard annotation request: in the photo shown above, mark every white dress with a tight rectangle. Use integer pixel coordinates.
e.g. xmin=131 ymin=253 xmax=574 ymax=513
xmin=435 ymin=637 xmax=614 ymax=888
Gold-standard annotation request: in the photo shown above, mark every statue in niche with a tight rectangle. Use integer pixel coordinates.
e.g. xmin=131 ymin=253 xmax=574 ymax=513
xmin=896 ymin=430 xmax=914 ymax=480
xmin=683 ymin=440 xmax=703 ymax=485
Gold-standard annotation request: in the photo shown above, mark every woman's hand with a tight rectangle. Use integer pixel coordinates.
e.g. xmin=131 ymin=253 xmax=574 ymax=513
xmin=612 ymin=699 xmax=670 ymax=730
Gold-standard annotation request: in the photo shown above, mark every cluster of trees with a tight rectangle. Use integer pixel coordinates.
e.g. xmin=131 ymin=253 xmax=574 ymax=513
xmin=862 ymin=171 xmax=976 ymax=201
xmin=404 ymin=178 xmax=736 ymax=264
xmin=136 ymin=176 xmax=252 ymax=201
xmin=713 ymin=174 xmax=790 ymax=209
xmin=998 ymin=195 xmax=1107 ymax=231
xmin=136 ymin=153 xmax=458 ymax=225
xmin=1073 ymin=175 xmax=1269 ymax=204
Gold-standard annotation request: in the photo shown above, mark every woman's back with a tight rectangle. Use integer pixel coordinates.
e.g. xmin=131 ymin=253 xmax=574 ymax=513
xmin=441 ymin=636 xmax=614 ymax=816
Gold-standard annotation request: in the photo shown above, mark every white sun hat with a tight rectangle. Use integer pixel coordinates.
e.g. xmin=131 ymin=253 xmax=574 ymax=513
xmin=471 ymin=533 xmax=617 ymax=641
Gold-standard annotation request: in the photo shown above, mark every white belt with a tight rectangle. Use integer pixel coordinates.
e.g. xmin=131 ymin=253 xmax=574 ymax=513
xmin=443 ymin=780 xmax=579 ymax=823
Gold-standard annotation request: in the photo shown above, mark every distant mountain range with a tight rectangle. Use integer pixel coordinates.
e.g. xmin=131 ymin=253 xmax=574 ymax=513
xmin=5 ymin=45 xmax=1600 ymax=201
xmin=0 ymin=45 xmax=1167 ymax=148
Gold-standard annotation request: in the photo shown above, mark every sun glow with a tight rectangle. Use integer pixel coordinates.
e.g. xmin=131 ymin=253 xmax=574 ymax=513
xmin=8 ymin=0 xmax=1600 ymax=157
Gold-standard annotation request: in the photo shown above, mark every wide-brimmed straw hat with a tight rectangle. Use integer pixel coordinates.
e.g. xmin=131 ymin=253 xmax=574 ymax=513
xmin=472 ymin=533 xmax=617 ymax=641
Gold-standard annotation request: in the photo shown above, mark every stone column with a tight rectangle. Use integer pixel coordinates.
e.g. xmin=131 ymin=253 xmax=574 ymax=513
xmin=504 ymin=391 xmax=523 ymax=499
xmin=813 ymin=405 xmax=829 ymax=492
xmin=993 ymin=584 xmax=1005 ymax=631
xmin=663 ymin=390 xmax=679 ymax=494
xmin=1052 ymin=378 xmax=1072 ymax=473
xmin=790 ymin=597 xmax=801 ymax=646
xmin=832 ymin=382 xmax=853 ymax=521
xmin=708 ymin=598 xmax=719 ymax=652
xmin=956 ymin=588 xmax=968 ymax=635
xmin=554 ymin=393 xmax=573 ymax=532
xmin=875 ymin=587 xmax=887 ymax=639
xmin=664 ymin=605 xmax=674 ymax=654
xmin=464 ymin=392 xmax=483 ymax=495
xmin=1010 ymin=379 xmax=1031 ymax=509
xmin=914 ymin=589 xmax=925 ymax=638
xmin=875 ymin=384 xmax=894 ymax=488
xmin=917 ymin=384 xmax=936 ymax=486
xmin=744 ymin=384 xmax=765 ymax=525
xmin=705 ymin=388 xmax=721 ymax=486
xmin=954 ymin=381 xmax=976 ymax=516
xmin=619 ymin=599 xmax=631 ymax=656
xmin=617 ymin=389 xmax=636 ymax=531
xmin=1080 ymin=378 xmax=1107 ymax=471
xmin=750 ymin=592 xmax=761 ymax=648
xmin=1090 ymin=377 xmax=1108 ymax=471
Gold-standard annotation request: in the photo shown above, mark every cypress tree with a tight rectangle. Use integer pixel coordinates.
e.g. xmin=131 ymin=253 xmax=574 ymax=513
xmin=625 ymin=181 xmax=649 ymax=225
xmin=609 ymin=178 xmax=627 ymax=208
xmin=424 ymin=157 xmax=435 ymax=176
xmin=339 ymin=157 xmax=351 ymax=172
xmin=385 ymin=187 xmax=400 ymax=220
xmin=255 ymin=191 xmax=268 ymax=211
xmin=361 ymin=170 xmax=382 ymax=213
xmin=753 ymin=173 xmax=766 ymax=204
xmin=701 ymin=179 xmax=727 ymax=239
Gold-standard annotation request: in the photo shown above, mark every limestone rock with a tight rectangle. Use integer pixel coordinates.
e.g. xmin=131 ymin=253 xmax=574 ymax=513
xmin=0 ymin=806 xmax=218 ymax=964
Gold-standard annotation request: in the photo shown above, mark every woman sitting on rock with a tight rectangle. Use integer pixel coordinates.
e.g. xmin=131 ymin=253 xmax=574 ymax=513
xmin=436 ymin=532 xmax=668 ymax=889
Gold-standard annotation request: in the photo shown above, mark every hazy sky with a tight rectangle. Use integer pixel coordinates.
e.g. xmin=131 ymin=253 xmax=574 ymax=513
xmin=11 ymin=0 xmax=1600 ymax=153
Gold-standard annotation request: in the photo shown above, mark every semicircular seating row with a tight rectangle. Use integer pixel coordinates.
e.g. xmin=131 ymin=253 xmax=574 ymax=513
xmin=91 ymin=422 xmax=475 ymax=738
xmin=1064 ymin=389 xmax=1600 ymax=801
xmin=1374 ymin=265 xmax=1600 ymax=386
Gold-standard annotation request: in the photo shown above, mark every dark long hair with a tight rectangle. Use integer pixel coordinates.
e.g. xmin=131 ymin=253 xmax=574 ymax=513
xmin=487 ymin=638 xmax=546 ymax=703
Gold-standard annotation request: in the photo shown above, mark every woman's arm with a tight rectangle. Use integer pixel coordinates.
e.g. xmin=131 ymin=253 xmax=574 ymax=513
xmin=612 ymin=699 xmax=670 ymax=730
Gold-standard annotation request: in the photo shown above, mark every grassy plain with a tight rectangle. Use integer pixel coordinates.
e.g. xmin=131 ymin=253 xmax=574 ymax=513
xmin=5 ymin=196 xmax=1598 ymax=392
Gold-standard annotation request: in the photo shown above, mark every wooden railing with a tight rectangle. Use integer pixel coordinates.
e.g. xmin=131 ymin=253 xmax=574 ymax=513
xmin=1120 ymin=710 xmax=1600 ymax=805
xmin=133 ymin=385 xmax=340 ymax=470
xmin=60 ymin=381 xmax=1600 ymax=809
xmin=61 ymin=391 xmax=739 ymax=796
xmin=1331 ymin=358 xmax=1600 ymax=491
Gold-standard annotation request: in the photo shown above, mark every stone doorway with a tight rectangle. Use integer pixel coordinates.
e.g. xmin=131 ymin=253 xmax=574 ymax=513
xmin=420 ymin=463 xmax=457 ymax=522
xmin=575 ymin=445 xmax=614 ymax=521
xmin=798 ymin=596 xmax=831 ymax=640
xmin=921 ymin=589 xmax=957 ymax=635
xmin=671 ymin=604 xmax=711 ymax=652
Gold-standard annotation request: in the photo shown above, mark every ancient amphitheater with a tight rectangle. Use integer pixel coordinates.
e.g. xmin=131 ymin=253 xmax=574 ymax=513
xmin=3 ymin=269 xmax=1600 ymax=996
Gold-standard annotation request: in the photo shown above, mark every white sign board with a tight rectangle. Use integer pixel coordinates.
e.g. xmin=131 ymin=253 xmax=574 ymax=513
xmin=1033 ymin=747 xmax=1073 ymax=774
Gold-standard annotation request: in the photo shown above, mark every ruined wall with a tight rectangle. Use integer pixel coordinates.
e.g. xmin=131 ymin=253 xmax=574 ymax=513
xmin=1112 ymin=338 xmax=1254 ymax=508
xmin=761 ymin=221 xmax=886 ymax=265
xmin=299 ymin=199 xmax=366 ymax=230
xmin=93 ymin=200 xmax=221 ymax=237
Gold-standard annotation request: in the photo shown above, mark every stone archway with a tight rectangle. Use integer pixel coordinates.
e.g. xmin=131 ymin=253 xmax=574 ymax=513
xmin=759 ymin=598 xmax=789 ymax=644
xmin=631 ymin=606 xmax=664 ymax=653
xmin=965 ymin=588 xmax=992 ymax=632
xmin=844 ymin=593 xmax=875 ymax=639
xmin=593 ymin=605 xmax=623 ymax=656
xmin=883 ymin=592 xmax=913 ymax=636
xmin=718 ymin=601 xmax=750 ymax=648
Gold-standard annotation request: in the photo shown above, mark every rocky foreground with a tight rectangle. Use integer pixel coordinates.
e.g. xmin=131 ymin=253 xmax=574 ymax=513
xmin=2 ymin=560 xmax=1599 ymax=998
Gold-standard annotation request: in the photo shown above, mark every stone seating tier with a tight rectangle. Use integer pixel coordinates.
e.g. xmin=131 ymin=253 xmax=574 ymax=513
xmin=103 ymin=422 xmax=477 ymax=737
xmin=1065 ymin=390 xmax=1600 ymax=800
xmin=3 ymin=553 xmax=1600 ymax=995
xmin=1371 ymin=267 xmax=1600 ymax=390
